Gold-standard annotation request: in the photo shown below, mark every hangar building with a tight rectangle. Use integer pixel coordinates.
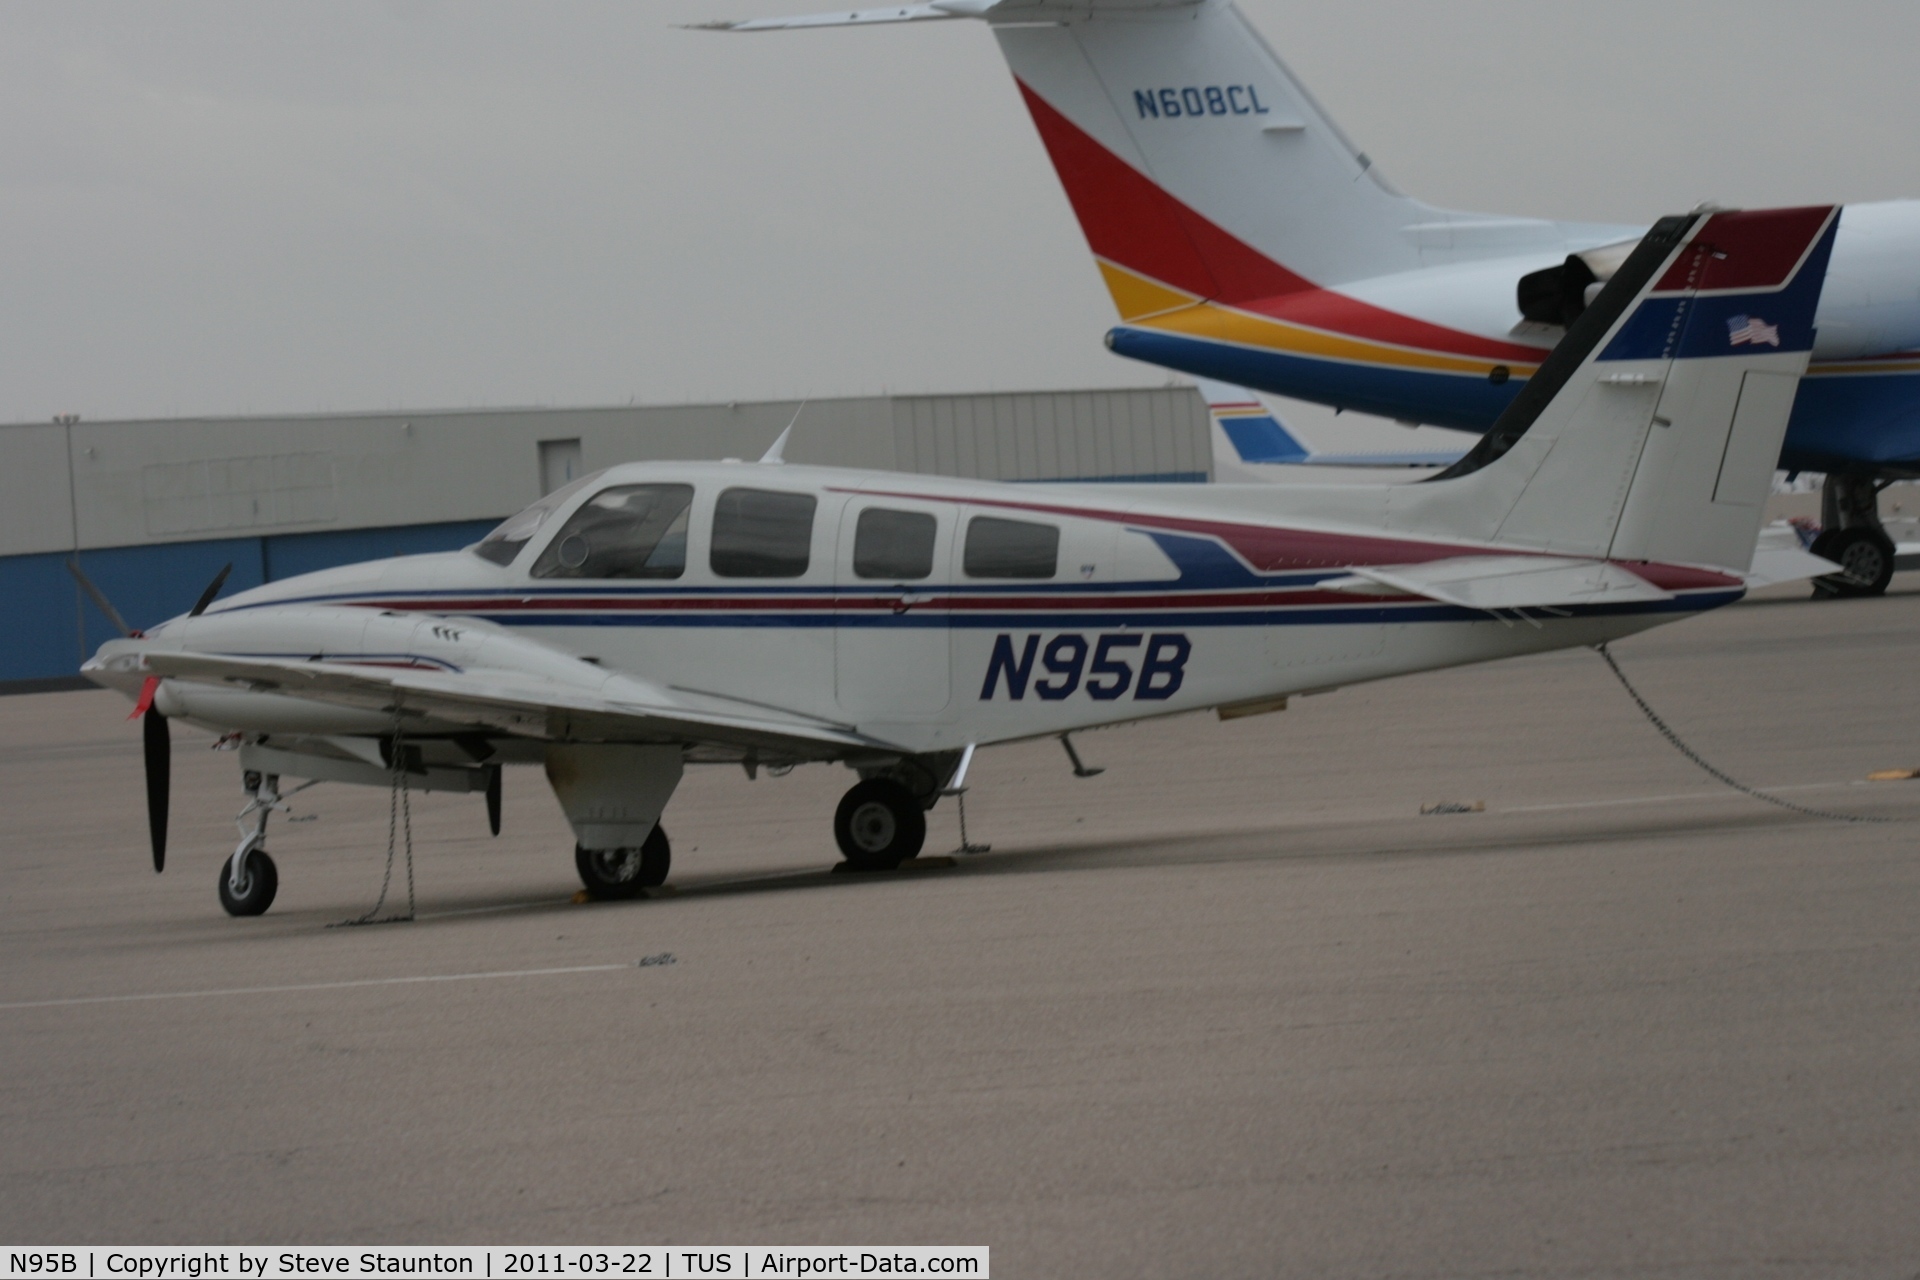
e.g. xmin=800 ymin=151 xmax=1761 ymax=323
xmin=0 ymin=387 xmax=1209 ymax=690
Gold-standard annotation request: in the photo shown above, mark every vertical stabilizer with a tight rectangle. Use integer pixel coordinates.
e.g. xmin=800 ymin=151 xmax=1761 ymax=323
xmin=1391 ymin=207 xmax=1838 ymax=573
xmin=985 ymin=0 xmax=1628 ymax=317
xmin=1197 ymin=377 xmax=1310 ymax=469
xmin=707 ymin=0 xmax=1628 ymax=321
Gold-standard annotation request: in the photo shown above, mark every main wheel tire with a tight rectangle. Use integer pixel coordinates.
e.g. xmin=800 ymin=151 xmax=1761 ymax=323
xmin=217 ymin=848 xmax=278 ymax=917
xmin=1811 ymin=527 xmax=1896 ymax=598
xmin=833 ymin=779 xmax=927 ymax=871
xmin=574 ymin=824 xmax=671 ymax=899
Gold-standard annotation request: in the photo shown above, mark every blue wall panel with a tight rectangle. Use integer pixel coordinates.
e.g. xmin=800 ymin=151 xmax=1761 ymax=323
xmin=0 ymin=553 xmax=87 ymax=683
xmin=262 ymin=520 xmax=498 ymax=580
xmin=73 ymin=540 xmax=266 ymax=656
xmin=3 ymin=518 xmax=504 ymax=689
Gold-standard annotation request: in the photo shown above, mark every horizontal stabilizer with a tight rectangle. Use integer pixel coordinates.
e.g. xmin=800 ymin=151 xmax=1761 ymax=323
xmin=1746 ymin=542 xmax=1841 ymax=587
xmin=1326 ymin=556 xmax=1673 ymax=610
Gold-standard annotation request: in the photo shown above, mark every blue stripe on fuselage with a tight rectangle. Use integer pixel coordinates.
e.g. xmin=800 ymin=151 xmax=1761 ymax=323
xmin=1106 ymin=327 xmax=1920 ymax=474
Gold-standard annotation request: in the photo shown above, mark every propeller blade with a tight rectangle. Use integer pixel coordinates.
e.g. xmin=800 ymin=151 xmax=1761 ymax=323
xmin=143 ymin=705 xmax=170 ymax=873
xmin=486 ymin=766 xmax=503 ymax=837
xmin=188 ymin=563 xmax=233 ymax=617
xmin=65 ymin=556 xmax=135 ymax=638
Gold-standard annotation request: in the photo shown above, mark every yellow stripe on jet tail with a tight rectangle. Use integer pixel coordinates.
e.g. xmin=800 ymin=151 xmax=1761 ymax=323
xmin=1097 ymin=260 xmax=1202 ymax=323
xmin=1097 ymin=260 xmax=1540 ymax=379
xmin=1807 ymin=357 xmax=1920 ymax=377
xmin=1144 ymin=302 xmax=1541 ymax=378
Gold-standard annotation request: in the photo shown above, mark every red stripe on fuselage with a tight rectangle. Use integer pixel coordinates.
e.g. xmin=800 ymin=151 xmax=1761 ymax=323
xmin=845 ymin=485 xmax=1487 ymax=571
xmin=1015 ymin=81 xmax=1545 ymax=364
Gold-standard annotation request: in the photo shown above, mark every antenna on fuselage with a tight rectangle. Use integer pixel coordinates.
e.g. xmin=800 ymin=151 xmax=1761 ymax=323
xmin=759 ymin=399 xmax=807 ymax=464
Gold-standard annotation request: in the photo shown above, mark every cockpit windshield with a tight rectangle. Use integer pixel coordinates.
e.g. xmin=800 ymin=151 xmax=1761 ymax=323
xmin=470 ymin=470 xmax=605 ymax=567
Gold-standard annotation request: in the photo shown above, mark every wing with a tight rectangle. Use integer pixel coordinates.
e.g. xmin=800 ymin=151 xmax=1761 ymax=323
xmin=144 ymin=651 xmax=896 ymax=760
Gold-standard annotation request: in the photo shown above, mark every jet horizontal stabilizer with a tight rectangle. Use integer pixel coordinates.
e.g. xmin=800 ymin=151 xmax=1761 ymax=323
xmin=1325 ymin=556 xmax=1674 ymax=611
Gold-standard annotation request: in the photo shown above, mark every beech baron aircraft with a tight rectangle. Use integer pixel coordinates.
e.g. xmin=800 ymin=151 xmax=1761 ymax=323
xmin=85 ymin=208 xmax=1838 ymax=916
xmin=707 ymin=0 xmax=1920 ymax=596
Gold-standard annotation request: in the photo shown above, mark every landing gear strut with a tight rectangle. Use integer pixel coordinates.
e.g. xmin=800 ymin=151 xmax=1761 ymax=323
xmin=220 ymin=771 xmax=283 ymax=916
xmin=1812 ymin=473 xmax=1897 ymax=597
xmin=575 ymin=824 xmax=671 ymax=899
xmin=834 ymin=778 xmax=927 ymax=870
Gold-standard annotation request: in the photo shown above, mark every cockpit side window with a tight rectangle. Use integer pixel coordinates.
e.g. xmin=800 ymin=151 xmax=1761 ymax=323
xmin=471 ymin=470 xmax=605 ymax=567
xmin=530 ymin=483 xmax=696 ymax=580
xmin=710 ymin=487 xmax=817 ymax=578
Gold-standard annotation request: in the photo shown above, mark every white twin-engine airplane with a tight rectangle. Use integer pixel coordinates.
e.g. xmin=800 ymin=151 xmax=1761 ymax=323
xmin=87 ymin=208 xmax=1838 ymax=917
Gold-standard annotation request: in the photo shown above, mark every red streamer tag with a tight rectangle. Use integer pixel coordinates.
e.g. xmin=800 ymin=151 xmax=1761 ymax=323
xmin=129 ymin=675 xmax=159 ymax=720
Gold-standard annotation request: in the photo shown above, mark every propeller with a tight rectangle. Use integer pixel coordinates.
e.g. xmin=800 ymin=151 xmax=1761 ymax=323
xmin=189 ymin=562 xmax=233 ymax=616
xmin=141 ymin=684 xmax=170 ymax=872
xmin=486 ymin=766 xmax=503 ymax=837
xmin=65 ymin=557 xmax=233 ymax=874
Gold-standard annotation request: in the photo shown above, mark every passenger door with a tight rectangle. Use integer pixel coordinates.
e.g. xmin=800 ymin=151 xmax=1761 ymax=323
xmin=834 ymin=497 xmax=953 ymax=719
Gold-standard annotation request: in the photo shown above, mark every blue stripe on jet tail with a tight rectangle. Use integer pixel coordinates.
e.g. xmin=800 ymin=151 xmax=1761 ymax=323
xmin=1107 ymin=328 xmax=1524 ymax=432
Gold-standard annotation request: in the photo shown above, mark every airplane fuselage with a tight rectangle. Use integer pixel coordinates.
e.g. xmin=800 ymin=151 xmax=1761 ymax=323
xmin=94 ymin=461 xmax=1744 ymax=759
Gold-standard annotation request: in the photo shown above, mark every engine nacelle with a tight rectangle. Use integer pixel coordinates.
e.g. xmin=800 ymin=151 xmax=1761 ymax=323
xmin=1518 ymin=237 xmax=1642 ymax=328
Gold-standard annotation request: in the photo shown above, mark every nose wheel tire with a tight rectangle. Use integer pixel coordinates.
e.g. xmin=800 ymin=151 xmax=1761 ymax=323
xmin=217 ymin=849 xmax=278 ymax=917
xmin=1811 ymin=527 xmax=1896 ymax=598
xmin=834 ymin=779 xmax=926 ymax=871
xmin=575 ymin=824 xmax=671 ymax=899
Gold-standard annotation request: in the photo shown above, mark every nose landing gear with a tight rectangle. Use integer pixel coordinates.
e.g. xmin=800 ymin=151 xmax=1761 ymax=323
xmin=218 ymin=848 xmax=279 ymax=916
xmin=220 ymin=771 xmax=284 ymax=917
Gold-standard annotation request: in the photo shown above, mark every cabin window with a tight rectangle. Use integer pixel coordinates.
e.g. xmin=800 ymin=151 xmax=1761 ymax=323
xmin=711 ymin=487 xmax=817 ymax=578
xmin=530 ymin=483 xmax=694 ymax=579
xmin=471 ymin=470 xmax=606 ymax=566
xmin=853 ymin=508 xmax=937 ymax=580
xmin=964 ymin=515 xmax=1059 ymax=579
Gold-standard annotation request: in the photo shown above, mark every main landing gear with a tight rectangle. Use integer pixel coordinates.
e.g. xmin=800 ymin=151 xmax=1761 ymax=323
xmin=833 ymin=778 xmax=928 ymax=871
xmin=575 ymin=825 xmax=671 ymax=899
xmin=1812 ymin=473 xmax=1898 ymax=598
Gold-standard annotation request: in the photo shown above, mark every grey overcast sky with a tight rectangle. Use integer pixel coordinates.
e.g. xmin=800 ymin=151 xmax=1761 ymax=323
xmin=4 ymin=1 xmax=1919 ymax=427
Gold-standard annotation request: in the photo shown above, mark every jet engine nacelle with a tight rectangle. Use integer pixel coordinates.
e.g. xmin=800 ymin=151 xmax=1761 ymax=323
xmin=1517 ymin=237 xmax=1642 ymax=329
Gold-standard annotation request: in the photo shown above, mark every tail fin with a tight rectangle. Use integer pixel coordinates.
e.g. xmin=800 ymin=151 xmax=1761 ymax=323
xmin=706 ymin=0 xmax=1630 ymax=324
xmin=1198 ymin=378 xmax=1472 ymax=474
xmin=1197 ymin=378 xmax=1310 ymax=466
xmin=1398 ymin=207 xmax=1839 ymax=573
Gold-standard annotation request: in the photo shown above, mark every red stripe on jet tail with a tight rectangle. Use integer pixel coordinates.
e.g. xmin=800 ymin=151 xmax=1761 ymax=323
xmin=1653 ymin=207 xmax=1836 ymax=293
xmin=1015 ymin=81 xmax=1546 ymax=364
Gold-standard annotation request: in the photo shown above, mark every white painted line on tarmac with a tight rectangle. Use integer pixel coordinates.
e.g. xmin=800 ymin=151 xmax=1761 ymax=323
xmin=0 ymin=962 xmax=636 ymax=1012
